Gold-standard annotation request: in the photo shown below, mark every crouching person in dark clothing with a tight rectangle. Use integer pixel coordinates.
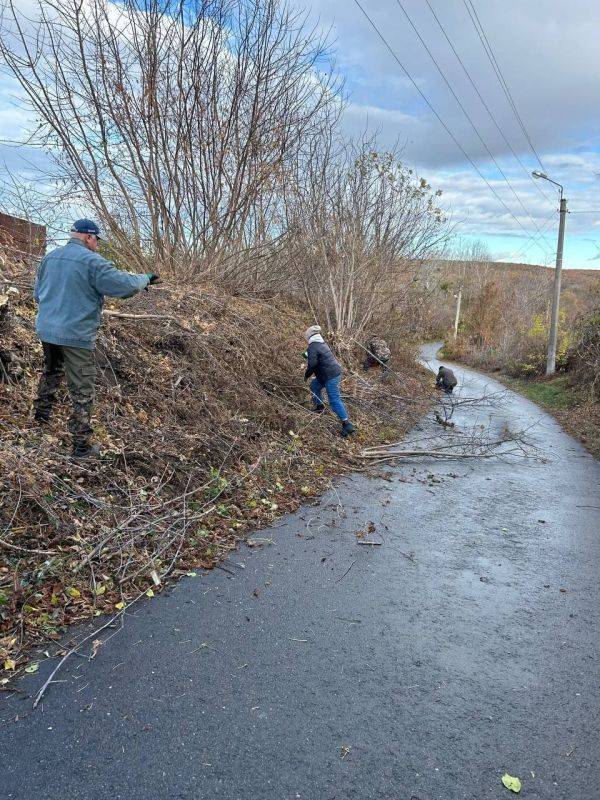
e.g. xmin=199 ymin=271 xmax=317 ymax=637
xmin=436 ymin=365 xmax=458 ymax=395
xmin=33 ymin=219 xmax=159 ymax=458
xmin=303 ymin=325 xmax=356 ymax=437
xmin=363 ymin=337 xmax=391 ymax=373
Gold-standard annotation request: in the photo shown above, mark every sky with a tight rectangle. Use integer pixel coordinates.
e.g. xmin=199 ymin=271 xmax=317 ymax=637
xmin=1 ymin=0 xmax=599 ymax=269
xmin=304 ymin=0 xmax=600 ymax=269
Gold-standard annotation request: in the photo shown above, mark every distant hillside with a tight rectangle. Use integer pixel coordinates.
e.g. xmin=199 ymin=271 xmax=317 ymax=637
xmin=490 ymin=261 xmax=600 ymax=292
xmin=431 ymin=259 xmax=600 ymax=298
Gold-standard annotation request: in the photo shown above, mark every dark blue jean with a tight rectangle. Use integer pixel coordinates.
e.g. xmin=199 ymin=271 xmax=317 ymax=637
xmin=310 ymin=375 xmax=348 ymax=421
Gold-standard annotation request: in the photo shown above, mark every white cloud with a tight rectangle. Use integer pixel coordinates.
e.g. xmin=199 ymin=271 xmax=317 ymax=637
xmin=309 ymin=0 xmax=600 ymax=161
xmin=1 ymin=0 xmax=599 ymax=267
xmin=305 ymin=0 xmax=600 ymax=266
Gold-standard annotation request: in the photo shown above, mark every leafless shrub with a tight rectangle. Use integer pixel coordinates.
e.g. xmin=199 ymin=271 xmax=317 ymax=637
xmin=0 ymin=0 xmax=341 ymax=272
xmin=283 ymin=140 xmax=449 ymax=340
xmin=569 ymin=305 xmax=600 ymax=400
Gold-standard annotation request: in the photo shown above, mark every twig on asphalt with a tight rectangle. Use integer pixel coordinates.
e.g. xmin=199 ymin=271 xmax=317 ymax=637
xmin=336 ymin=560 xmax=356 ymax=583
xmin=32 ymin=590 xmax=145 ymax=709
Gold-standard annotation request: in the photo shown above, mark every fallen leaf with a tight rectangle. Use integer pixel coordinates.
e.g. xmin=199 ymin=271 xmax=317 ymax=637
xmin=67 ymin=587 xmax=81 ymax=598
xmin=501 ymin=773 xmax=522 ymax=793
xmin=3 ymin=659 xmax=16 ymax=671
xmin=91 ymin=639 xmax=102 ymax=658
xmin=115 ymin=601 xmax=125 ymax=610
xmin=186 ymin=572 xmax=197 ymax=577
xmin=146 ymin=589 xmax=155 ymax=597
xmin=25 ymin=663 xmax=39 ymax=674
xmin=94 ymin=584 xmax=106 ymax=596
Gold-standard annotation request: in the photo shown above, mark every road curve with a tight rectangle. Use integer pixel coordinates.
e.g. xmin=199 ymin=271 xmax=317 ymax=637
xmin=2 ymin=345 xmax=599 ymax=800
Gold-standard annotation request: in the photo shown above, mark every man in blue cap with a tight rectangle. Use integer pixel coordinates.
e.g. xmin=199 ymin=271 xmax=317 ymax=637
xmin=33 ymin=219 xmax=160 ymax=458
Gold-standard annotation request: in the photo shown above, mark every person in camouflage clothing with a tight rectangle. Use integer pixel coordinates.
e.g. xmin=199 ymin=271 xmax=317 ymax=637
xmin=363 ymin=337 xmax=391 ymax=373
xmin=33 ymin=219 xmax=159 ymax=458
xmin=35 ymin=344 xmax=97 ymax=454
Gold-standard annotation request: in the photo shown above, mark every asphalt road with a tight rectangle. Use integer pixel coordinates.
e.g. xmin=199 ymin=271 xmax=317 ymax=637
xmin=2 ymin=344 xmax=599 ymax=800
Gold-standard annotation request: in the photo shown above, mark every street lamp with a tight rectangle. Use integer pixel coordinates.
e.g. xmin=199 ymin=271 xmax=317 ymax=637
xmin=532 ymin=170 xmax=567 ymax=376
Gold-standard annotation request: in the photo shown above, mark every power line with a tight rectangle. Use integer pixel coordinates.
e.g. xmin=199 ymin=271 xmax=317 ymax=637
xmin=462 ymin=0 xmax=546 ymax=172
xmin=422 ymin=0 xmax=554 ymax=207
xmin=349 ymin=0 xmax=553 ymax=259
xmin=393 ymin=0 xmax=553 ymax=254
xmin=510 ymin=214 xmax=557 ymax=262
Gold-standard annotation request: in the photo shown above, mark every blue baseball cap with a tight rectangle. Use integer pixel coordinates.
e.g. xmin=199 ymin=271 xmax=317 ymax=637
xmin=71 ymin=219 xmax=101 ymax=237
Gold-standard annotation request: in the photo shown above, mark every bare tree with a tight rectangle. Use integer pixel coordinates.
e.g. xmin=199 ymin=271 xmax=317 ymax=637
xmin=284 ymin=141 xmax=449 ymax=340
xmin=0 ymin=0 xmax=341 ymax=273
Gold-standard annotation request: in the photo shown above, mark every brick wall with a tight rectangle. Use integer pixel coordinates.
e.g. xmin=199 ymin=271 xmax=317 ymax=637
xmin=0 ymin=212 xmax=47 ymax=261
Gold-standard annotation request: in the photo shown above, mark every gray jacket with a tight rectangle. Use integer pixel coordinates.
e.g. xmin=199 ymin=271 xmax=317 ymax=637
xmin=34 ymin=239 xmax=149 ymax=349
xmin=436 ymin=366 xmax=457 ymax=390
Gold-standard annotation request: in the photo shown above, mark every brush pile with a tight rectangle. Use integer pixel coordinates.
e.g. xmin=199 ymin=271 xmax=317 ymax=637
xmin=0 ymin=261 xmax=430 ymax=672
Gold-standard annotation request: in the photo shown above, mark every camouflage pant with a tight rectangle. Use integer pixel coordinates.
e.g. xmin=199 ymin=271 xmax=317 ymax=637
xmin=34 ymin=342 xmax=96 ymax=449
xmin=363 ymin=338 xmax=391 ymax=371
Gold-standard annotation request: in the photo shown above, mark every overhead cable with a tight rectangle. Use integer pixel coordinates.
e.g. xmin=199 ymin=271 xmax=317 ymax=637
xmin=394 ymin=0 xmax=554 ymax=253
xmin=350 ymin=0 xmax=553 ymax=260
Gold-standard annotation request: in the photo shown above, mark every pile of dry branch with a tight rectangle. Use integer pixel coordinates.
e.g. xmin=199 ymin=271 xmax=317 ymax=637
xmin=0 ymin=263 xmax=430 ymax=673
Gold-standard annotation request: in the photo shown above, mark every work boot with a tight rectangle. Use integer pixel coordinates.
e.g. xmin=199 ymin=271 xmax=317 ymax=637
xmin=72 ymin=443 xmax=101 ymax=460
xmin=341 ymin=420 xmax=356 ymax=437
xmin=312 ymin=404 xmax=326 ymax=413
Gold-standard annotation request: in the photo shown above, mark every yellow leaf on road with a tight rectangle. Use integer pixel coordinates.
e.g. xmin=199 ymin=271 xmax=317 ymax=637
xmin=25 ymin=663 xmax=39 ymax=673
xmin=3 ymin=658 xmax=16 ymax=671
xmin=146 ymin=589 xmax=155 ymax=597
xmin=115 ymin=601 xmax=125 ymax=610
xmin=502 ymin=773 xmax=522 ymax=793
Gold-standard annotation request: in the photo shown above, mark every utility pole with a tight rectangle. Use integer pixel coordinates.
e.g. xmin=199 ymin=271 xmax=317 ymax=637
xmin=546 ymin=195 xmax=567 ymax=375
xmin=532 ymin=171 xmax=567 ymax=377
xmin=453 ymin=286 xmax=462 ymax=339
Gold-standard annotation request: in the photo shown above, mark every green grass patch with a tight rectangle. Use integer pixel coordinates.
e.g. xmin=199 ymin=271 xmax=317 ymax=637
xmin=504 ymin=375 xmax=574 ymax=410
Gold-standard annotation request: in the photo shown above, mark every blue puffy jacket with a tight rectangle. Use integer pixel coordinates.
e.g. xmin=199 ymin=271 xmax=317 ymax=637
xmin=34 ymin=239 xmax=149 ymax=349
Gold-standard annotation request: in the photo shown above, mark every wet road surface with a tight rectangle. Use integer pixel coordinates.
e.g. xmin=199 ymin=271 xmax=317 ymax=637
xmin=2 ymin=344 xmax=599 ymax=799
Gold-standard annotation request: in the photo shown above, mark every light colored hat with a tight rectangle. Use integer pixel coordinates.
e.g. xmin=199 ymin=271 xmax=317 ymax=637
xmin=304 ymin=324 xmax=321 ymax=342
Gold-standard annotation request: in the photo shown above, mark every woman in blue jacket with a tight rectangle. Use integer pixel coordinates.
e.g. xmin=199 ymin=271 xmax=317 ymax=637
xmin=303 ymin=325 xmax=356 ymax=437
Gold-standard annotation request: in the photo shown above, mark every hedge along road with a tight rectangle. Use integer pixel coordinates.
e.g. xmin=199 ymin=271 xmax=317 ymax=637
xmin=1 ymin=343 xmax=599 ymax=800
